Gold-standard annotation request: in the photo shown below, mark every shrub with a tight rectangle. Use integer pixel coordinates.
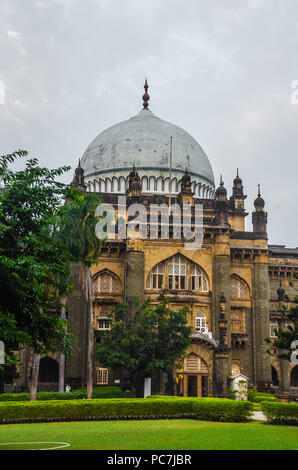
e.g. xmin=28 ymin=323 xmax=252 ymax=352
xmin=261 ymin=402 xmax=298 ymax=425
xmin=0 ymin=397 xmax=253 ymax=424
xmin=247 ymin=391 xmax=277 ymax=403
xmin=192 ymin=398 xmax=252 ymax=422
xmin=0 ymin=386 xmax=133 ymax=402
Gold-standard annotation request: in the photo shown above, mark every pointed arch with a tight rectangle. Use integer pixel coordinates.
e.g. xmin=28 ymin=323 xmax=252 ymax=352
xmin=230 ymin=274 xmax=250 ymax=299
xmin=146 ymin=254 xmax=209 ymax=293
xmin=185 ymin=353 xmax=208 ymax=373
xmin=92 ymin=269 xmax=121 ymax=294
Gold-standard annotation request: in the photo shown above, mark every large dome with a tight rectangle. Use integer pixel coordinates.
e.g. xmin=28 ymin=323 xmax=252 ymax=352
xmin=81 ymin=107 xmax=215 ymax=198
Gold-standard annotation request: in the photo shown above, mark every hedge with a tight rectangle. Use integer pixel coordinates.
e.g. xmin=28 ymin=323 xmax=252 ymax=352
xmin=0 ymin=386 xmax=133 ymax=402
xmin=247 ymin=391 xmax=277 ymax=403
xmin=0 ymin=397 xmax=253 ymax=424
xmin=261 ymin=402 xmax=298 ymax=425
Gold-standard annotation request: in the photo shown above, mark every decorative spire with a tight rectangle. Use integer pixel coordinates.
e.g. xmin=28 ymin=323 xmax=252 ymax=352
xmin=142 ymin=79 xmax=150 ymax=109
xmin=70 ymin=159 xmax=86 ymax=193
xmin=180 ymin=167 xmax=192 ymax=196
xmin=215 ymin=174 xmax=227 ymax=200
xmin=254 ymin=184 xmax=265 ymax=211
xmin=232 ymin=168 xmax=244 ymax=199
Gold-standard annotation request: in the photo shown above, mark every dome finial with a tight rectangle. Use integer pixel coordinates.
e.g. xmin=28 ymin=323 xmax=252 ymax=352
xmin=258 ymin=183 xmax=261 ymax=197
xmin=142 ymin=78 xmax=150 ymax=109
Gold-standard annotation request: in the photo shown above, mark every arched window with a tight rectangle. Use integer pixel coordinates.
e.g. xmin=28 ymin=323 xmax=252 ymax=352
xmin=146 ymin=262 xmax=164 ymax=289
xmin=230 ymin=275 xmax=249 ymax=299
xmin=146 ymin=255 xmax=209 ymax=293
xmin=168 ymin=255 xmax=187 ymax=290
xmin=191 ymin=264 xmax=208 ymax=292
xmin=195 ymin=312 xmax=206 ymax=332
xmin=93 ymin=271 xmax=120 ymax=294
xmin=185 ymin=353 xmax=208 ymax=373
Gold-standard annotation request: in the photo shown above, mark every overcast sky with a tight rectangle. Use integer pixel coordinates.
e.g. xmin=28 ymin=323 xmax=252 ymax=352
xmin=0 ymin=0 xmax=297 ymax=247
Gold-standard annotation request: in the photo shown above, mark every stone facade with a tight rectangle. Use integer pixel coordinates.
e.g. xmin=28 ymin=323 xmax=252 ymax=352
xmin=12 ymin=92 xmax=298 ymax=398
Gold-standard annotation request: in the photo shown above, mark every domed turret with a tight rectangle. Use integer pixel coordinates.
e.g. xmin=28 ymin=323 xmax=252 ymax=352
xmin=215 ymin=175 xmax=227 ymax=200
xmin=252 ymin=184 xmax=267 ymax=233
xmin=254 ymin=184 xmax=265 ymax=211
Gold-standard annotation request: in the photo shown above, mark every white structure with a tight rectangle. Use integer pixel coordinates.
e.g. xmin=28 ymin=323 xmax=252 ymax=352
xmin=144 ymin=377 xmax=152 ymax=398
xmin=229 ymin=373 xmax=249 ymax=400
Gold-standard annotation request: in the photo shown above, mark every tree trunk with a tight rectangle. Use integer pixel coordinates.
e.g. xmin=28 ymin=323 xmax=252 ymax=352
xmin=59 ymin=296 xmax=67 ymax=393
xmin=86 ymin=266 xmax=94 ymax=399
xmin=30 ymin=353 xmax=40 ymax=401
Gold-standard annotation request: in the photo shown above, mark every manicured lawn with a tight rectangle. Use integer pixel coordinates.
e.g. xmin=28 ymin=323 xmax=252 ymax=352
xmin=0 ymin=419 xmax=297 ymax=450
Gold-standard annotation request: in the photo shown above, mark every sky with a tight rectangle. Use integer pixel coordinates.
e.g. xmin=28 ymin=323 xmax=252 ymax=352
xmin=0 ymin=0 xmax=297 ymax=247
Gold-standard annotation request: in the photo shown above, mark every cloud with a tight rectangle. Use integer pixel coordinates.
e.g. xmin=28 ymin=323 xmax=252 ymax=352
xmin=0 ymin=0 xmax=297 ymax=246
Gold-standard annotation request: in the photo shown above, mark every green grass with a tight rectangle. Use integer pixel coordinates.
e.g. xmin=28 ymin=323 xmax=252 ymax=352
xmin=0 ymin=419 xmax=297 ymax=450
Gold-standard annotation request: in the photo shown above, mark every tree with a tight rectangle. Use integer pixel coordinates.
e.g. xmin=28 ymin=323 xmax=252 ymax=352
xmin=55 ymin=188 xmax=103 ymax=399
xmin=0 ymin=151 xmax=73 ymax=399
xmin=94 ymin=297 xmax=192 ymax=397
xmin=265 ymin=276 xmax=298 ymax=362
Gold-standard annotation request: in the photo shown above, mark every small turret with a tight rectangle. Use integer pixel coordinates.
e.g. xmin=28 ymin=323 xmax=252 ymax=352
xmin=215 ymin=175 xmax=229 ymax=226
xmin=230 ymin=169 xmax=247 ymax=208
xmin=215 ymin=175 xmax=227 ymax=201
xmin=126 ymin=165 xmax=142 ymax=197
xmin=178 ymin=168 xmax=194 ymax=206
xmin=252 ymin=184 xmax=267 ymax=233
xmin=70 ymin=159 xmax=87 ymax=193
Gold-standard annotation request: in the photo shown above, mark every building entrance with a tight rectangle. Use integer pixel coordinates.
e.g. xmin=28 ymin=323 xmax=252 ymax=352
xmin=187 ymin=375 xmax=197 ymax=397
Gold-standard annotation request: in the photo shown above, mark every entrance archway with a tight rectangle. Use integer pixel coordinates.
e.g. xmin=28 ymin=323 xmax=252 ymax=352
xmin=178 ymin=353 xmax=209 ymax=397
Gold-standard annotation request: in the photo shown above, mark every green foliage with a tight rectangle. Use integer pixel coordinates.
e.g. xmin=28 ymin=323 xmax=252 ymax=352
xmin=0 ymin=397 xmax=253 ymax=424
xmin=265 ymin=295 xmax=298 ymax=361
xmin=247 ymin=391 xmax=277 ymax=403
xmin=55 ymin=187 xmax=103 ymax=267
xmin=0 ymin=151 xmax=73 ymax=361
xmin=261 ymin=401 xmax=298 ymax=425
xmin=94 ymin=298 xmax=192 ymax=395
xmin=0 ymin=386 xmax=133 ymax=401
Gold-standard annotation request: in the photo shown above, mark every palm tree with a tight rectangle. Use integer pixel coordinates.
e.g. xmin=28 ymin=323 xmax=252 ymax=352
xmin=57 ymin=188 xmax=103 ymax=398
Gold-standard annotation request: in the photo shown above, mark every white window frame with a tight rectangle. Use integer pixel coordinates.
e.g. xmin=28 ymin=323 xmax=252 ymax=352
xmin=97 ymin=318 xmax=111 ymax=330
xmin=195 ymin=312 xmax=207 ymax=333
xmin=146 ymin=262 xmax=164 ymax=290
xmin=168 ymin=255 xmax=187 ymax=290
